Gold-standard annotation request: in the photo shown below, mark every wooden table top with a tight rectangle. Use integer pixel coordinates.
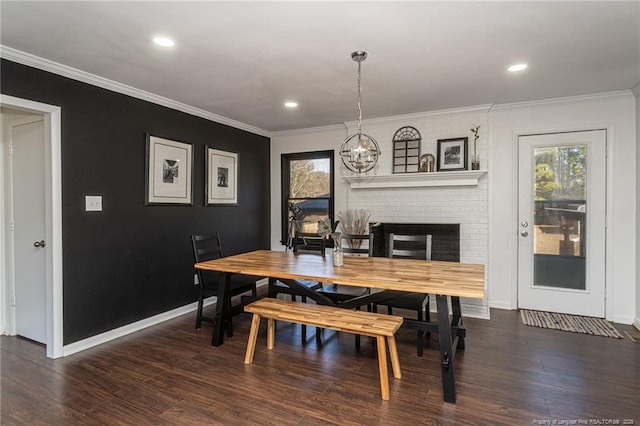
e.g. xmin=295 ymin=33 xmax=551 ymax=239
xmin=196 ymin=250 xmax=485 ymax=299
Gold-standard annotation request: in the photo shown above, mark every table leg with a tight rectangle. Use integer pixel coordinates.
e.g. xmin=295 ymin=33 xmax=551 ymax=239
xmin=436 ymin=294 xmax=456 ymax=403
xmin=451 ymin=296 xmax=464 ymax=350
xmin=267 ymin=277 xmax=277 ymax=298
xmin=211 ymin=272 xmax=231 ymax=346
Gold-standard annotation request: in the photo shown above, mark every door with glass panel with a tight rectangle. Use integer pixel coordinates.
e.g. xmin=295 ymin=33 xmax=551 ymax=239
xmin=517 ymin=130 xmax=606 ymax=317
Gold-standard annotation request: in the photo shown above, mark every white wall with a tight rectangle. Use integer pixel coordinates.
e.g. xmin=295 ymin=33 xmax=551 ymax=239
xmin=271 ymin=91 xmax=637 ymax=324
xmin=490 ymin=91 xmax=637 ymax=324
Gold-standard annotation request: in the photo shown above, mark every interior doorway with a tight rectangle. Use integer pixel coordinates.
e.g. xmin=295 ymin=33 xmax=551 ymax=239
xmin=0 ymin=94 xmax=63 ymax=358
xmin=3 ymin=112 xmax=47 ymax=343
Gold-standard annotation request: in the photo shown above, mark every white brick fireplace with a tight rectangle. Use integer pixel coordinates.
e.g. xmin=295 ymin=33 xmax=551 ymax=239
xmin=342 ymin=172 xmax=489 ymax=318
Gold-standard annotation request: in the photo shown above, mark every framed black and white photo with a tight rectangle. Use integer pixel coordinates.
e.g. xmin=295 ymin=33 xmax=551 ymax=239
xmin=437 ymin=137 xmax=468 ymax=171
xmin=145 ymin=134 xmax=193 ymax=205
xmin=206 ymin=147 xmax=238 ymax=205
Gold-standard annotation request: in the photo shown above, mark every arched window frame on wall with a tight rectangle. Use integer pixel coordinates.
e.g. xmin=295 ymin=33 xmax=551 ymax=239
xmin=392 ymin=126 xmax=422 ymax=173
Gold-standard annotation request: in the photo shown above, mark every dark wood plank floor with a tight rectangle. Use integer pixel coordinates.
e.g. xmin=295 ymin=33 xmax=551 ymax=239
xmin=1 ymin=308 xmax=638 ymax=425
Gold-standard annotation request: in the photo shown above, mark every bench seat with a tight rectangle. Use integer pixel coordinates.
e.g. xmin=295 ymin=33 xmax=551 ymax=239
xmin=243 ymin=297 xmax=403 ymax=400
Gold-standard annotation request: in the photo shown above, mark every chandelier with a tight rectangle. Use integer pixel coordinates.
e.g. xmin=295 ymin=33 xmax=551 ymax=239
xmin=340 ymin=51 xmax=381 ymax=173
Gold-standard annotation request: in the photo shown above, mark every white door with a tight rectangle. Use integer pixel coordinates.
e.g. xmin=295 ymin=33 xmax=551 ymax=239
xmin=11 ymin=118 xmax=47 ymax=343
xmin=517 ymin=130 xmax=606 ymax=317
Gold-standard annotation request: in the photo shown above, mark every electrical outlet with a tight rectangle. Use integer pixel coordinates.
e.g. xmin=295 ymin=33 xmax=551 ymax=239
xmin=85 ymin=195 xmax=102 ymax=212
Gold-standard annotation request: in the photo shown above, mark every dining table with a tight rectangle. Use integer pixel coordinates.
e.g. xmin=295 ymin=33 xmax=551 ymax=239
xmin=195 ymin=249 xmax=485 ymax=403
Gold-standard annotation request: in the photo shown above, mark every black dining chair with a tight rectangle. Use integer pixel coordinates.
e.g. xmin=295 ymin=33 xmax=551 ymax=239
xmin=374 ymin=233 xmax=432 ymax=356
xmin=191 ymin=234 xmax=259 ymax=335
xmin=268 ymin=231 xmax=325 ymax=342
xmin=317 ymin=232 xmax=374 ymax=348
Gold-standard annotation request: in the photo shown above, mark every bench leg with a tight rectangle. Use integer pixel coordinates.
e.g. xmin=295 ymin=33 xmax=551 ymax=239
xmin=244 ymin=314 xmax=262 ymax=364
xmin=376 ymin=335 xmax=390 ymax=401
xmin=267 ymin=318 xmax=275 ymax=350
xmin=387 ymin=335 xmax=402 ymax=379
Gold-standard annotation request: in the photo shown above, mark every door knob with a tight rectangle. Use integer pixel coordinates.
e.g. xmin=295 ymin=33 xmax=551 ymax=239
xmin=520 ymin=231 xmax=528 ymax=237
xmin=520 ymin=221 xmax=528 ymax=227
xmin=33 ymin=240 xmax=46 ymax=248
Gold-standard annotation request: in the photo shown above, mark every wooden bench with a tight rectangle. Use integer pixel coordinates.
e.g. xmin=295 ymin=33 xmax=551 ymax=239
xmin=243 ymin=297 xmax=403 ymax=400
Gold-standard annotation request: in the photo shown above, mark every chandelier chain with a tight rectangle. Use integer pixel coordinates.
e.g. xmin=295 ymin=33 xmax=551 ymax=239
xmin=356 ymin=59 xmax=362 ymax=136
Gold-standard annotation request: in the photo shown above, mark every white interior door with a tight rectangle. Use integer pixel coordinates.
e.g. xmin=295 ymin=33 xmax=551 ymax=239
xmin=517 ymin=130 xmax=606 ymax=317
xmin=11 ymin=117 xmax=47 ymax=343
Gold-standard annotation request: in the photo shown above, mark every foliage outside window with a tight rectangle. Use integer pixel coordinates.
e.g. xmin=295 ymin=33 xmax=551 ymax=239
xmin=534 ymin=145 xmax=587 ymax=232
xmin=281 ymin=150 xmax=334 ymax=247
xmin=535 ymin=145 xmax=586 ymax=201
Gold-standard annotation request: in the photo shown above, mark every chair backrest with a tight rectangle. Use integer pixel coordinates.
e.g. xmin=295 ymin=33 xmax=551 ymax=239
xmin=387 ymin=233 xmax=432 ymax=260
xmin=293 ymin=231 xmax=326 ymax=257
xmin=191 ymin=233 xmax=225 ymax=288
xmin=341 ymin=233 xmax=374 ymax=257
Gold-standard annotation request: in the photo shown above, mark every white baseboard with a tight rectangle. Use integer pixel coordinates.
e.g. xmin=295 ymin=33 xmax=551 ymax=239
xmin=612 ymin=314 xmax=635 ymax=325
xmin=488 ymin=300 xmax=513 ymax=310
xmin=62 ymin=296 xmax=216 ymax=357
xmin=461 ymin=303 xmax=490 ymax=319
xmin=62 ymin=278 xmax=270 ymax=357
xmin=633 ymin=318 xmax=640 ymax=332
xmin=425 ymin=300 xmax=490 ymax=319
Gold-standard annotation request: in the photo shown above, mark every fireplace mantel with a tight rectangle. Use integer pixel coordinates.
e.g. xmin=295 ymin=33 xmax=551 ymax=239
xmin=342 ymin=170 xmax=487 ymax=189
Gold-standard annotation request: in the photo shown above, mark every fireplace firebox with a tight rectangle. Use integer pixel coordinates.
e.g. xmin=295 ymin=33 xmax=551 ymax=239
xmin=370 ymin=223 xmax=460 ymax=262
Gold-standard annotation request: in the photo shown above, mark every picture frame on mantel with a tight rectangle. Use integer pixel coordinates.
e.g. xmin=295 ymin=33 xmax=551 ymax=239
xmin=437 ymin=137 xmax=468 ymax=171
xmin=145 ymin=134 xmax=193 ymax=205
xmin=205 ymin=147 xmax=238 ymax=206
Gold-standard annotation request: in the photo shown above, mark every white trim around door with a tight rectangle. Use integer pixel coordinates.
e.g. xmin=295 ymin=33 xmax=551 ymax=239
xmin=517 ymin=130 xmax=607 ymax=317
xmin=0 ymin=94 xmax=63 ymax=358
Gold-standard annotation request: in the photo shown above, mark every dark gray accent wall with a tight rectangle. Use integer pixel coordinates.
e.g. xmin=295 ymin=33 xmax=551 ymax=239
xmin=1 ymin=59 xmax=271 ymax=345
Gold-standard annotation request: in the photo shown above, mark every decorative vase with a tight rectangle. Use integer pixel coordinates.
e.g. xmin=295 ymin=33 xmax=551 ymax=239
xmin=332 ymin=236 xmax=344 ymax=267
xmin=333 ymin=247 xmax=344 ymax=267
xmin=471 ymin=154 xmax=480 ymax=170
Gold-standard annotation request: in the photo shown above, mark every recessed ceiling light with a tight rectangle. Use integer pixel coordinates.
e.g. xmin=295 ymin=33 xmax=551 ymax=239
xmin=284 ymin=101 xmax=298 ymax=108
xmin=508 ymin=63 xmax=528 ymax=72
xmin=153 ymin=36 xmax=175 ymax=47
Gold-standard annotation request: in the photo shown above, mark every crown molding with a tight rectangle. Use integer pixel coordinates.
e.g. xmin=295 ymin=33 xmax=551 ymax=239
xmin=271 ymin=122 xmax=347 ymax=138
xmin=490 ymin=90 xmax=634 ymax=112
xmin=343 ymin=104 xmax=493 ymax=129
xmin=0 ymin=45 xmax=271 ymax=138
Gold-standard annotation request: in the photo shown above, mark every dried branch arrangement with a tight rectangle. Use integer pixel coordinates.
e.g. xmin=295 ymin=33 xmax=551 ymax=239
xmin=338 ymin=209 xmax=371 ymax=249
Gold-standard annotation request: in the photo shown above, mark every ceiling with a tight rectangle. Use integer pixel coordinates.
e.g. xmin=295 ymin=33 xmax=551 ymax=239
xmin=1 ymin=1 xmax=639 ymax=134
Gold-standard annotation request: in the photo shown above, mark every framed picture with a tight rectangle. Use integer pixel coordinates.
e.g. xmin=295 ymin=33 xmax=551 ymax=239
xmin=206 ymin=147 xmax=238 ymax=205
xmin=437 ymin=137 xmax=468 ymax=171
xmin=145 ymin=134 xmax=193 ymax=205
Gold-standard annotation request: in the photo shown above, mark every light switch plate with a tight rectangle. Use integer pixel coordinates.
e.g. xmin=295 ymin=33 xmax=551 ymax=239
xmin=85 ymin=195 xmax=102 ymax=212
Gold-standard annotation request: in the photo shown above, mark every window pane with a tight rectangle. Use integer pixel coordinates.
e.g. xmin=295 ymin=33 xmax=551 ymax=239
xmin=289 ymin=199 xmax=329 ymax=234
xmin=533 ymin=145 xmax=587 ymax=290
xmin=282 ymin=150 xmax=334 ymax=248
xmin=289 ymin=159 xmax=330 ymax=198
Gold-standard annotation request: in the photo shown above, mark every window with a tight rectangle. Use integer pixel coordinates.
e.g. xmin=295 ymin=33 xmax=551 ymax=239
xmin=281 ymin=150 xmax=334 ymax=248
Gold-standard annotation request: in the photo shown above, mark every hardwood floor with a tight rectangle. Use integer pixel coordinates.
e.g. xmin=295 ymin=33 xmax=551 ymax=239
xmin=1 ymin=308 xmax=638 ymax=425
